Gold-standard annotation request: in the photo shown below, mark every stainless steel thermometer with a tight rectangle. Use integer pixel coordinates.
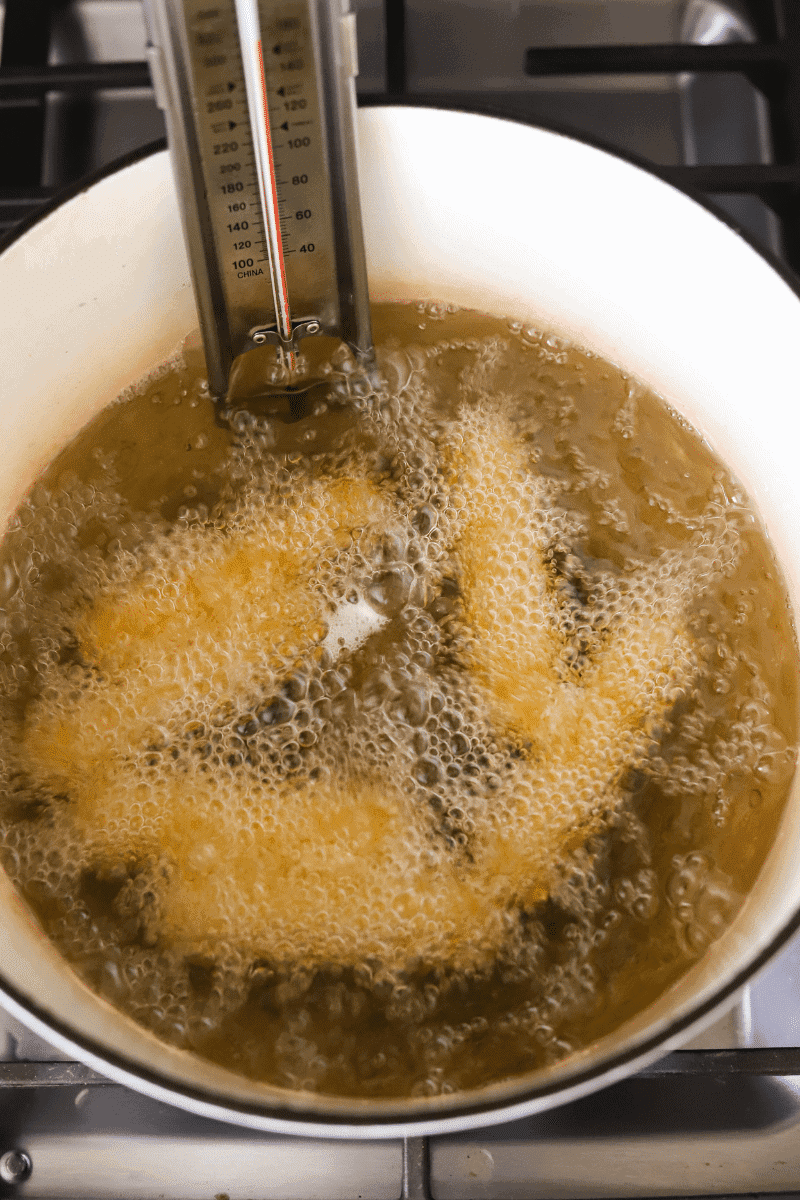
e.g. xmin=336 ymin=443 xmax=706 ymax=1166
xmin=143 ymin=0 xmax=372 ymax=398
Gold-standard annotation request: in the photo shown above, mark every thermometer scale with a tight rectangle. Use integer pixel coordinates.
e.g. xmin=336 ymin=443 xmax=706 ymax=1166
xmin=144 ymin=0 xmax=372 ymax=398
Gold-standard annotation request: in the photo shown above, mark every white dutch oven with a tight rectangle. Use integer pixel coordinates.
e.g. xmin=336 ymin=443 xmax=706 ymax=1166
xmin=1 ymin=105 xmax=800 ymax=1137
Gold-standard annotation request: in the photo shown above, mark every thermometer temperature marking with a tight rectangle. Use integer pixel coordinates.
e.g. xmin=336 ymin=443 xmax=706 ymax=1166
xmin=144 ymin=0 xmax=372 ymax=397
xmin=235 ymin=0 xmax=296 ymax=368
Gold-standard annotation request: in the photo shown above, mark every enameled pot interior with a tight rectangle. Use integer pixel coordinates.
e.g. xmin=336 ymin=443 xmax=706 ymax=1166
xmin=1 ymin=107 xmax=800 ymax=1136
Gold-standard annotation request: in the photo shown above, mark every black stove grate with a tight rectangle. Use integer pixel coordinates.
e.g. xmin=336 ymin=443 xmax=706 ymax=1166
xmin=2 ymin=1 xmax=800 ymax=258
xmin=523 ymin=5 xmax=800 ymax=276
xmin=2 ymin=0 xmax=800 ymax=263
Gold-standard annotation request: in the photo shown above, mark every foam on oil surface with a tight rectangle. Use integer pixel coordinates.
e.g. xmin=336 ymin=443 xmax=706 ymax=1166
xmin=0 ymin=304 xmax=796 ymax=1096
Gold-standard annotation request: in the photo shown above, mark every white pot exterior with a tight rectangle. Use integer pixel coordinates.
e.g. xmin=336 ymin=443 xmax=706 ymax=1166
xmin=1 ymin=106 xmax=800 ymax=1137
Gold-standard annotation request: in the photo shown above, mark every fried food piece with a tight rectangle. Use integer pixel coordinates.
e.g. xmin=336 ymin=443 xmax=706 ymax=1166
xmin=19 ymin=473 xmax=398 ymax=827
xmin=100 ymin=766 xmax=505 ymax=970
xmin=77 ymin=475 xmax=393 ymax=691
xmin=448 ymin=405 xmax=696 ymax=905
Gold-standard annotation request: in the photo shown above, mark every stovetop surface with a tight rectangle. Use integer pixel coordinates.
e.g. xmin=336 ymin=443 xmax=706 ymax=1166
xmin=3 ymin=961 xmax=800 ymax=1200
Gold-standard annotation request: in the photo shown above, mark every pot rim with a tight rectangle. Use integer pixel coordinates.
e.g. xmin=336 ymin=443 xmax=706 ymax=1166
xmin=2 ymin=102 xmax=800 ymax=1138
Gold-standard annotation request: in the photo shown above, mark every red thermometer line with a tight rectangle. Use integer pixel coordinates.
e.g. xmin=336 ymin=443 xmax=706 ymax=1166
xmin=233 ymin=0 xmax=296 ymax=371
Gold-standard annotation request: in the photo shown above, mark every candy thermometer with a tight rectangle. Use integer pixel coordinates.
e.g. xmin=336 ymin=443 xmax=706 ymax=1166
xmin=143 ymin=0 xmax=372 ymax=398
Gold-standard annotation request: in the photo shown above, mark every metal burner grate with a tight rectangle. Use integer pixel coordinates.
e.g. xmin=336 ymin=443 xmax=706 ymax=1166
xmin=3 ymin=1 xmax=799 ymax=258
xmin=522 ymin=3 xmax=800 ymax=276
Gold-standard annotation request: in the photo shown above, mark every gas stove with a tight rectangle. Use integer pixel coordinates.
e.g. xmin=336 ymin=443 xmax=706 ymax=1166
xmin=4 ymin=989 xmax=800 ymax=1199
xmin=2 ymin=1 xmax=800 ymax=1196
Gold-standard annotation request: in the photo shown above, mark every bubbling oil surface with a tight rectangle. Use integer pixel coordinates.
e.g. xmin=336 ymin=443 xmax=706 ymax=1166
xmin=0 ymin=303 xmax=796 ymax=1098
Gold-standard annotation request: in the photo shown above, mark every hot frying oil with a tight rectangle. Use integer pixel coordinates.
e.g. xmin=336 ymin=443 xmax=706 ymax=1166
xmin=0 ymin=303 xmax=796 ymax=1098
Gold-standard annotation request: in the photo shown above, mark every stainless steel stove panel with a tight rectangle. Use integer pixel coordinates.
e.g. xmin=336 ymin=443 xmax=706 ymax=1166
xmin=430 ymin=1087 xmax=800 ymax=1199
xmin=1 ymin=1112 xmax=403 ymax=1200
